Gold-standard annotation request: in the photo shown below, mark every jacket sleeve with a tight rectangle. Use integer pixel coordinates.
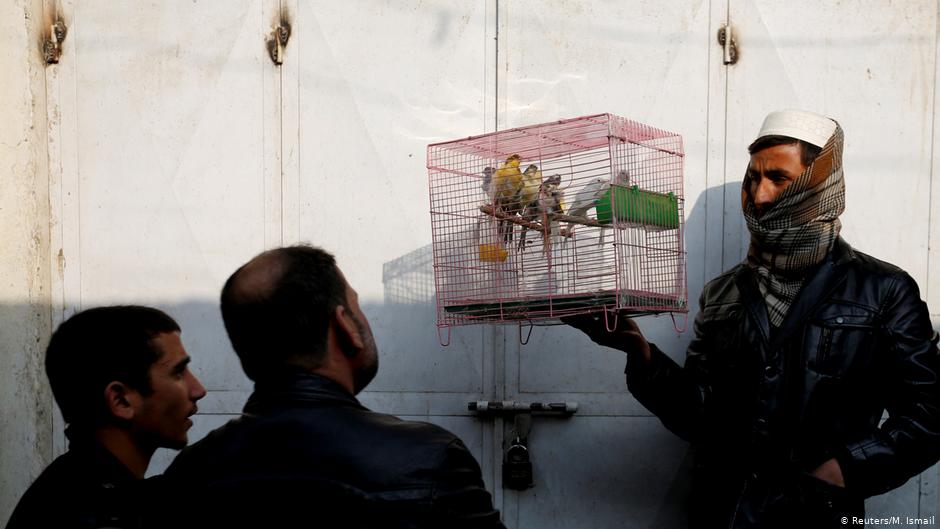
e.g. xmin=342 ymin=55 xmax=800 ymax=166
xmin=432 ymin=438 xmax=507 ymax=529
xmin=835 ymin=272 xmax=940 ymax=498
xmin=625 ymin=292 xmax=711 ymax=442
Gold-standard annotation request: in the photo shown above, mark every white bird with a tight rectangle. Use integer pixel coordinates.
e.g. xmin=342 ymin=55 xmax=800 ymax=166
xmin=566 ymin=177 xmax=611 ymax=249
xmin=566 ymin=177 xmax=610 ymax=219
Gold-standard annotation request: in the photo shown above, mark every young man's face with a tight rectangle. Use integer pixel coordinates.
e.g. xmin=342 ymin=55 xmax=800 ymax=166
xmin=745 ymin=142 xmax=807 ymax=217
xmin=132 ymin=331 xmax=206 ymax=449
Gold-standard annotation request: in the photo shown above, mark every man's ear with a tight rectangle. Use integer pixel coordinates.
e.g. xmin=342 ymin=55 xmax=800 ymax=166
xmin=103 ymin=381 xmax=137 ymax=421
xmin=333 ymin=305 xmax=364 ymax=353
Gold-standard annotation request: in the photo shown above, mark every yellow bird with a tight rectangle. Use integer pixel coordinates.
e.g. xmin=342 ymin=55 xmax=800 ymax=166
xmin=519 ymin=164 xmax=542 ymax=210
xmin=493 ymin=154 xmax=523 ymax=202
xmin=492 ymin=154 xmax=524 ymax=243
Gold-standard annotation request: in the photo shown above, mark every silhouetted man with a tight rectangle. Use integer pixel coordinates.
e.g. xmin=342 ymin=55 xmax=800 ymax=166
xmin=165 ymin=245 xmax=505 ymax=528
xmin=6 ymin=306 xmax=206 ymax=529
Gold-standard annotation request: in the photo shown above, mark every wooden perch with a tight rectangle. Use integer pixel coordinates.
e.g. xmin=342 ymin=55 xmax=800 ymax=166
xmin=479 ymin=205 xmax=577 ymax=237
xmin=551 ymin=212 xmax=604 ymax=228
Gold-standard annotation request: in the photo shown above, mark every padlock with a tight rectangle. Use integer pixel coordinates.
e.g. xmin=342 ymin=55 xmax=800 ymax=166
xmin=502 ymin=440 xmax=533 ymax=490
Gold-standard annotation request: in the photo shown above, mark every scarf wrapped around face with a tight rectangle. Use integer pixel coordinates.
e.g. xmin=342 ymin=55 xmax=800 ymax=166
xmin=742 ymin=124 xmax=845 ymax=327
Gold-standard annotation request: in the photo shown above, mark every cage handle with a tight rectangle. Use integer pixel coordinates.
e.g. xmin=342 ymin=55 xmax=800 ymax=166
xmin=603 ymin=307 xmax=619 ymax=333
xmin=437 ymin=325 xmax=452 ymax=347
xmin=671 ymin=312 xmax=688 ymax=334
xmin=519 ymin=321 xmax=534 ymax=345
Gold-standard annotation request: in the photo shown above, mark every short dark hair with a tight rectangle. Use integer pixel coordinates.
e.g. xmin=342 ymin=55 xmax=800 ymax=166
xmin=45 ymin=305 xmax=180 ymax=428
xmin=220 ymin=245 xmax=347 ymax=381
xmin=747 ymin=135 xmax=822 ymax=167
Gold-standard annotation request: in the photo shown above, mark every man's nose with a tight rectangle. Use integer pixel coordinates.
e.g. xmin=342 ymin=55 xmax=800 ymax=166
xmin=188 ymin=371 xmax=207 ymax=401
xmin=751 ymin=177 xmax=774 ymax=212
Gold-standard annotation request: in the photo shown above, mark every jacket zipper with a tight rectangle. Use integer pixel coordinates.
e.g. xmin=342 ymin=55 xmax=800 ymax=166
xmin=816 ymin=326 xmax=833 ymax=367
xmin=728 ymin=479 xmax=748 ymax=529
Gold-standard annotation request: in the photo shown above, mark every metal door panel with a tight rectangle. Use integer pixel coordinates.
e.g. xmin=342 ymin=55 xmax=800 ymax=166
xmin=726 ymin=0 xmax=939 ymax=519
xmin=495 ymin=1 xmax=718 ymax=526
xmin=365 ymin=303 xmax=486 ymax=394
xmin=503 ymin=418 xmax=689 ymax=529
xmin=289 ymin=0 xmax=498 ymax=488
xmin=47 ymin=0 xmax=277 ymax=461
xmin=497 ymin=0 xmax=715 ymax=403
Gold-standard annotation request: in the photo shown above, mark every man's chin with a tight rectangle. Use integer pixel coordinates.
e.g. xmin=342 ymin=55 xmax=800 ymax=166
xmin=352 ymin=362 xmax=378 ymax=395
xmin=162 ymin=432 xmax=189 ymax=450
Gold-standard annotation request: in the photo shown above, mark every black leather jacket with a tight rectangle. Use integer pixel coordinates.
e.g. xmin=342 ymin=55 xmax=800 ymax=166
xmin=5 ymin=439 xmax=145 ymax=529
xmin=163 ymin=371 xmax=505 ymax=529
xmin=627 ymin=238 xmax=940 ymax=528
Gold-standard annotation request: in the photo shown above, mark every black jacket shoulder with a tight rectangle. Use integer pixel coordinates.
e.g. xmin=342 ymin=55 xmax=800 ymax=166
xmin=164 ymin=372 xmax=505 ymax=529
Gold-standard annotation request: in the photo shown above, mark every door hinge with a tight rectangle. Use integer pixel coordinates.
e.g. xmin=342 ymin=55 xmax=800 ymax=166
xmin=718 ymin=24 xmax=738 ymax=65
xmin=268 ymin=20 xmax=291 ymax=66
xmin=43 ymin=18 xmax=67 ymax=64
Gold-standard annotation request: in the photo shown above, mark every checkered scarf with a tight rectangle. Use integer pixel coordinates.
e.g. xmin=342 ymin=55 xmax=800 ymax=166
xmin=742 ymin=123 xmax=845 ymax=326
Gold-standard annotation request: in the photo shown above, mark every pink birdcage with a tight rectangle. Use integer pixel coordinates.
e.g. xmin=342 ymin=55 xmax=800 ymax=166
xmin=428 ymin=113 xmax=687 ymax=336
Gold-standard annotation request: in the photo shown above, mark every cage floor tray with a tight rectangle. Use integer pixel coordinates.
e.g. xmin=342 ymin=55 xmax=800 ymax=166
xmin=443 ymin=289 xmax=686 ymax=320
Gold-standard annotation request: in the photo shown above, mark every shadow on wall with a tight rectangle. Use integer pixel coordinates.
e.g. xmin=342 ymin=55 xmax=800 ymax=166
xmin=382 ymin=244 xmax=435 ymax=305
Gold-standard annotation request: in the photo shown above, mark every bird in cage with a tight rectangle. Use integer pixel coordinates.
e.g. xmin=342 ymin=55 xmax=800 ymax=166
xmin=615 ymin=169 xmax=631 ymax=186
xmin=481 ymin=166 xmax=495 ymax=196
xmin=567 ymin=177 xmax=610 ymax=220
xmin=492 ymin=154 xmax=524 ymax=243
xmin=540 ymin=174 xmax=565 ymax=217
xmin=566 ymin=176 xmax=610 ymax=249
xmin=517 ymin=164 xmax=544 ymax=251
xmin=519 ymin=164 xmax=543 ymax=213
xmin=537 ymin=174 xmax=565 ymax=255
xmin=519 ymin=172 xmax=564 ymax=256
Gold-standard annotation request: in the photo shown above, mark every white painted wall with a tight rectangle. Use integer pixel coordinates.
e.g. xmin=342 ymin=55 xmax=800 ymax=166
xmin=1 ymin=1 xmax=938 ymax=527
xmin=0 ymin=0 xmax=53 ymax=524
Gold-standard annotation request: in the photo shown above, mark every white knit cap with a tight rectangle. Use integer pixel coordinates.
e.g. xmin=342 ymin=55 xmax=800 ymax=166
xmin=756 ymin=109 xmax=837 ymax=148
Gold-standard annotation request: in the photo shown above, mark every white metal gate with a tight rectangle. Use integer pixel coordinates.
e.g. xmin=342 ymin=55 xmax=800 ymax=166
xmin=40 ymin=1 xmax=939 ymax=528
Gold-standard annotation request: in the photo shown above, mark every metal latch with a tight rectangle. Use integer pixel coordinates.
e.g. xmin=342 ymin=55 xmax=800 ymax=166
xmin=717 ymin=25 xmax=738 ymax=65
xmin=468 ymin=401 xmax=578 ymax=416
xmin=471 ymin=403 xmax=576 ymax=490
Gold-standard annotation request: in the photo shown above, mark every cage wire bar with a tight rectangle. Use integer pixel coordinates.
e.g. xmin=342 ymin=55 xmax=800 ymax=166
xmin=428 ymin=113 xmax=687 ymax=332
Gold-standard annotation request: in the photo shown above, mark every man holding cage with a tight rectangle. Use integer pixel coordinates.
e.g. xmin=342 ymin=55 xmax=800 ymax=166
xmin=566 ymin=109 xmax=940 ymax=528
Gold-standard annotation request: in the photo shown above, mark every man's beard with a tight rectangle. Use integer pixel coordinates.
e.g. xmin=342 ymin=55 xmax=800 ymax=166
xmin=350 ymin=314 xmax=378 ymax=394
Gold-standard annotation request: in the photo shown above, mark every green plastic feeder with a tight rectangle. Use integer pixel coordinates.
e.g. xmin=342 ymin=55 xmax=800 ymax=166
xmin=595 ymin=185 xmax=679 ymax=229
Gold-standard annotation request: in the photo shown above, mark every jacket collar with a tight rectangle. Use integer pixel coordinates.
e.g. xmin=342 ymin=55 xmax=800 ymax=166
xmin=64 ymin=435 xmax=139 ymax=485
xmin=243 ymin=369 xmax=365 ymax=415
xmin=734 ymin=237 xmax=856 ymax=350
